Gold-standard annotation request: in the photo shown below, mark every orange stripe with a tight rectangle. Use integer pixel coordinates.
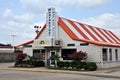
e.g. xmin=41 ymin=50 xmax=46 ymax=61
xmin=96 ymin=28 xmax=113 ymax=43
xmin=58 ymin=18 xmax=79 ymax=40
xmin=103 ymin=30 xmax=118 ymax=43
xmin=88 ymin=25 xmax=107 ymax=42
xmin=79 ymin=23 xmax=99 ymax=41
xmin=74 ymin=37 xmax=120 ymax=47
xmin=97 ymin=43 xmax=120 ymax=47
xmin=67 ymin=19 xmax=90 ymax=40
xmin=109 ymin=31 xmax=120 ymax=42
xmin=16 ymin=40 xmax=34 ymax=48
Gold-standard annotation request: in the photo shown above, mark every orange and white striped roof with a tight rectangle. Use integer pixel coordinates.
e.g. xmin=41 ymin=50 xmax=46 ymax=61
xmin=16 ymin=17 xmax=120 ymax=48
xmin=58 ymin=17 xmax=120 ymax=47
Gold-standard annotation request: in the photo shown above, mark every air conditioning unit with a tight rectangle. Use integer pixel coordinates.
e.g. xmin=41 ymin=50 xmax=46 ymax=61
xmin=53 ymin=39 xmax=62 ymax=46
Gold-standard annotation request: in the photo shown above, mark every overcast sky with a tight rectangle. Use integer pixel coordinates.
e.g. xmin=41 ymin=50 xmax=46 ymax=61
xmin=0 ymin=0 xmax=120 ymax=46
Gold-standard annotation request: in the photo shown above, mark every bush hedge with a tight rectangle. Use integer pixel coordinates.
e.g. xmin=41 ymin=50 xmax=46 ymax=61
xmin=57 ymin=61 xmax=64 ymax=68
xmin=85 ymin=62 xmax=97 ymax=71
xmin=32 ymin=60 xmax=44 ymax=67
xmin=57 ymin=61 xmax=97 ymax=71
xmin=64 ymin=62 xmax=70 ymax=68
xmin=15 ymin=60 xmax=44 ymax=67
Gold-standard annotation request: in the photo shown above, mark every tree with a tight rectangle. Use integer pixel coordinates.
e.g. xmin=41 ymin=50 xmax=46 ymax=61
xmin=15 ymin=53 xmax=27 ymax=61
xmin=70 ymin=51 xmax=87 ymax=69
xmin=0 ymin=43 xmax=12 ymax=46
xmin=15 ymin=52 xmax=27 ymax=66
xmin=23 ymin=56 xmax=33 ymax=67
xmin=49 ymin=54 xmax=59 ymax=68
xmin=71 ymin=51 xmax=87 ymax=62
xmin=50 ymin=54 xmax=59 ymax=61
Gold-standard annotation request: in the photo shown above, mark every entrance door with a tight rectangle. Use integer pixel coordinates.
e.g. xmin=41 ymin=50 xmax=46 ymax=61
xmin=50 ymin=51 xmax=56 ymax=67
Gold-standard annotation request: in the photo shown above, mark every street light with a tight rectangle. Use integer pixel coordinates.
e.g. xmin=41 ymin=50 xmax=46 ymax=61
xmin=34 ymin=26 xmax=41 ymax=34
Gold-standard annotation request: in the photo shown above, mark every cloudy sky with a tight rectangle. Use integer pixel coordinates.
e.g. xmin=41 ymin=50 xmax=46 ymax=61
xmin=0 ymin=0 xmax=120 ymax=46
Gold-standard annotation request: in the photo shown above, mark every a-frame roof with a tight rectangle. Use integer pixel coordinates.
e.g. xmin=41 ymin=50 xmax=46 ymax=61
xmin=59 ymin=17 xmax=120 ymax=47
xmin=16 ymin=17 xmax=120 ymax=48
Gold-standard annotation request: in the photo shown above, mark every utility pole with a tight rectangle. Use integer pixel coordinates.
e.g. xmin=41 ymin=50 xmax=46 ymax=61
xmin=11 ymin=34 xmax=16 ymax=49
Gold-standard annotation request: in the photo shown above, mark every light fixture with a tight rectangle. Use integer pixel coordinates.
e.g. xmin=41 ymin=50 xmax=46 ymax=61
xmin=34 ymin=26 xmax=41 ymax=34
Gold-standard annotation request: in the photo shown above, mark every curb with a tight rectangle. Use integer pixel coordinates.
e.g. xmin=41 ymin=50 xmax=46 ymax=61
xmin=0 ymin=68 xmax=120 ymax=79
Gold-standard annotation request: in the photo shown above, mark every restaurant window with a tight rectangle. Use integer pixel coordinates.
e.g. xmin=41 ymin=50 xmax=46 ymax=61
xmin=115 ymin=49 xmax=118 ymax=61
xmin=109 ymin=49 xmax=112 ymax=61
xmin=61 ymin=49 xmax=76 ymax=60
xmin=33 ymin=49 xmax=45 ymax=59
xmin=102 ymin=48 xmax=108 ymax=61
xmin=80 ymin=42 xmax=89 ymax=46
xmin=67 ymin=44 xmax=75 ymax=46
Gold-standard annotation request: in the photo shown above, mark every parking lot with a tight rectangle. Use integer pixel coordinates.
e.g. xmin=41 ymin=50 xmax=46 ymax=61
xmin=0 ymin=62 xmax=14 ymax=68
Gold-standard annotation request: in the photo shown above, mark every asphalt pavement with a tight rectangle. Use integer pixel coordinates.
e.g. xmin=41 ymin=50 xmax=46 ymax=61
xmin=1 ymin=70 xmax=120 ymax=80
xmin=0 ymin=62 xmax=120 ymax=79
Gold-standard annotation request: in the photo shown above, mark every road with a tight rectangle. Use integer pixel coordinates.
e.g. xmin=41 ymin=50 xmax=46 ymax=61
xmin=109 ymin=70 xmax=120 ymax=75
xmin=0 ymin=69 xmax=119 ymax=80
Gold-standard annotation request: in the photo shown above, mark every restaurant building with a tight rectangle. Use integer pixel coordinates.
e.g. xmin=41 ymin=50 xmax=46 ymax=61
xmin=17 ymin=8 xmax=120 ymax=68
xmin=0 ymin=46 xmax=15 ymax=62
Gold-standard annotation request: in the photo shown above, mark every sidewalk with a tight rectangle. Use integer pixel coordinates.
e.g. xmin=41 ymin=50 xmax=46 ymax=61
xmin=0 ymin=62 xmax=120 ymax=79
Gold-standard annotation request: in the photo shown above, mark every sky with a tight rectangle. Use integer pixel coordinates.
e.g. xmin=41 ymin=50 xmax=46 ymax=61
xmin=0 ymin=0 xmax=120 ymax=46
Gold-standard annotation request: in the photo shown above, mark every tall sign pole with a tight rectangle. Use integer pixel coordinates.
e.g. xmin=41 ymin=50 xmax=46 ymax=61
xmin=46 ymin=8 xmax=59 ymax=46
xmin=46 ymin=8 xmax=59 ymax=39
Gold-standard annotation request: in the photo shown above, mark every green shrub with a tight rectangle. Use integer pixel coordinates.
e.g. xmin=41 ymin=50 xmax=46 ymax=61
xmin=75 ymin=63 xmax=81 ymax=69
xmin=70 ymin=61 xmax=83 ymax=69
xmin=85 ymin=62 xmax=97 ymax=71
xmin=23 ymin=60 xmax=32 ymax=66
xmin=32 ymin=60 xmax=44 ymax=67
xmin=23 ymin=56 xmax=33 ymax=66
xmin=57 ymin=61 xmax=64 ymax=68
xmin=39 ymin=60 xmax=44 ymax=67
xmin=80 ymin=62 xmax=87 ymax=68
xmin=64 ymin=62 xmax=70 ymax=68
xmin=15 ymin=60 xmax=22 ymax=66
xmin=69 ymin=61 xmax=76 ymax=68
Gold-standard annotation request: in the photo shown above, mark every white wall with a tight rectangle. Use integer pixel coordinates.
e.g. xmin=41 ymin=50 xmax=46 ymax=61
xmin=101 ymin=46 xmax=120 ymax=68
xmin=118 ymin=48 xmax=120 ymax=61
xmin=59 ymin=25 xmax=73 ymax=46
xmin=37 ymin=27 xmax=47 ymax=40
xmin=23 ymin=47 xmax=33 ymax=56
